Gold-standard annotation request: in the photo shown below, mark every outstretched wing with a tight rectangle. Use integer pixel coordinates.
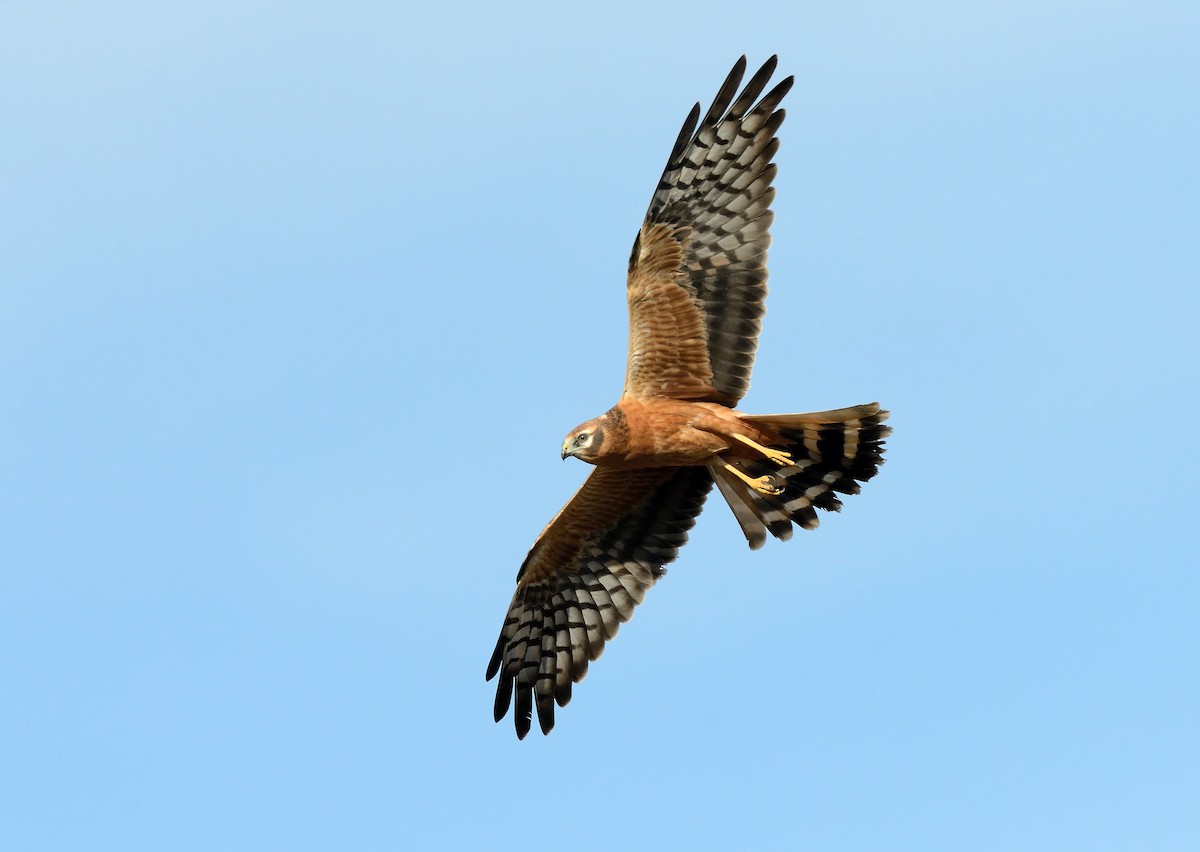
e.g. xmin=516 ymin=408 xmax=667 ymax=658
xmin=624 ymin=56 xmax=793 ymax=405
xmin=487 ymin=466 xmax=713 ymax=738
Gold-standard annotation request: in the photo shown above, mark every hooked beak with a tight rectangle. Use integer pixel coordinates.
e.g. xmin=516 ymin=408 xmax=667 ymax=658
xmin=561 ymin=442 xmax=573 ymax=461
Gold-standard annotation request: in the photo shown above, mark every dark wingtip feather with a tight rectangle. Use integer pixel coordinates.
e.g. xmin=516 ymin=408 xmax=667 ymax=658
xmin=774 ymin=75 xmax=796 ymax=101
xmin=537 ymin=698 xmax=555 ymax=735
xmin=485 ymin=636 xmax=504 ymax=681
xmin=698 ymin=56 xmax=748 ymax=130
xmin=514 ymin=686 xmax=532 ymax=739
xmin=664 ymin=102 xmax=702 ymax=167
xmin=728 ymin=55 xmax=779 ymax=117
xmin=493 ymin=674 xmax=513 ymax=723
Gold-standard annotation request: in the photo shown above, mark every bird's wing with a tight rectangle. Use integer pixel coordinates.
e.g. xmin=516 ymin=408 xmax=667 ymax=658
xmin=487 ymin=465 xmax=713 ymax=738
xmin=624 ymin=56 xmax=792 ymax=405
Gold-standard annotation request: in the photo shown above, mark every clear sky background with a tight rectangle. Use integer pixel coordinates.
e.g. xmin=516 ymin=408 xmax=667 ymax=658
xmin=2 ymin=2 xmax=1197 ymax=850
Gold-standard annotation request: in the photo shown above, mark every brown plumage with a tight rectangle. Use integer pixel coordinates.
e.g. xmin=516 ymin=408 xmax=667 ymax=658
xmin=487 ymin=56 xmax=891 ymax=739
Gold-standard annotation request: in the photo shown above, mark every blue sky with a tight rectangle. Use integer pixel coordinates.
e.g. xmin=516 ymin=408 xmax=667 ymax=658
xmin=2 ymin=2 xmax=1197 ymax=850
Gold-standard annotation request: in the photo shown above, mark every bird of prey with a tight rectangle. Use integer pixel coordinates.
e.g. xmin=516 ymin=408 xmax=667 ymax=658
xmin=487 ymin=56 xmax=890 ymax=738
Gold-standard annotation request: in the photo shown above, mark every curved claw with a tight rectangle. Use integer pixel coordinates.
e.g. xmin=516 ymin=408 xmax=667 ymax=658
xmin=751 ymin=475 xmax=784 ymax=496
xmin=723 ymin=462 xmax=784 ymax=496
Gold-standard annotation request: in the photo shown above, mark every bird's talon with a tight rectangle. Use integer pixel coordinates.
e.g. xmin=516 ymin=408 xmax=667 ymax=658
xmin=733 ymin=434 xmax=794 ymax=468
xmin=754 ymin=476 xmax=784 ymax=495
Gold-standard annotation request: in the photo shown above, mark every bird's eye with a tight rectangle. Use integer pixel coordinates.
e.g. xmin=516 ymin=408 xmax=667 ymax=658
xmin=575 ymin=433 xmax=588 ymax=445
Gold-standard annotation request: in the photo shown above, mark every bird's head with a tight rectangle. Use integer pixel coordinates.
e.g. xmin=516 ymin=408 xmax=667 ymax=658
xmin=561 ymin=419 xmax=604 ymax=463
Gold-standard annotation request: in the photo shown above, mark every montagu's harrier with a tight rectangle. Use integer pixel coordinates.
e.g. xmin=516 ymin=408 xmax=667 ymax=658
xmin=487 ymin=56 xmax=890 ymax=738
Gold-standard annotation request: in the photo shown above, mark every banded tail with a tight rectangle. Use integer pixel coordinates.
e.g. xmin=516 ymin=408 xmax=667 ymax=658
xmin=710 ymin=403 xmax=891 ymax=549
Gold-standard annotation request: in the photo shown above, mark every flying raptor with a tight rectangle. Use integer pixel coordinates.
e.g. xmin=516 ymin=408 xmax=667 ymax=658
xmin=487 ymin=56 xmax=891 ymax=738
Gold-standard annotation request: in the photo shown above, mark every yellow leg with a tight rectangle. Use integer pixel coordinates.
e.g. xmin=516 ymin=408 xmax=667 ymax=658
xmin=732 ymin=433 xmax=794 ymax=466
xmin=723 ymin=463 xmax=784 ymax=496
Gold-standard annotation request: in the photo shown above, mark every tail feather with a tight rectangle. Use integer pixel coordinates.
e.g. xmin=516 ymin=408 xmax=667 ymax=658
xmin=711 ymin=467 xmax=771 ymax=549
xmin=716 ymin=403 xmax=890 ymax=547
